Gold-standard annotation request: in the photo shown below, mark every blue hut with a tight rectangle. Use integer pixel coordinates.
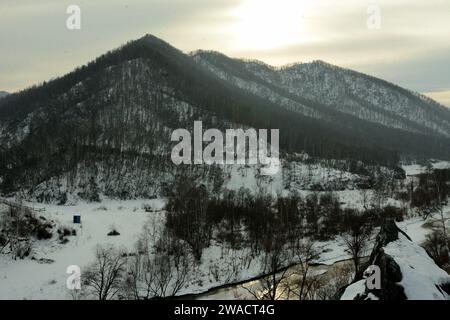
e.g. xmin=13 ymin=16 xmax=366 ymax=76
xmin=73 ymin=214 xmax=81 ymax=224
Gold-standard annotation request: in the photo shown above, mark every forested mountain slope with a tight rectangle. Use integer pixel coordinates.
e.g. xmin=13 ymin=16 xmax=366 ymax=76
xmin=193 ymin=51 xmax=450 ymax=137
xmin=0 ymin=35 xmax=448 ymax=201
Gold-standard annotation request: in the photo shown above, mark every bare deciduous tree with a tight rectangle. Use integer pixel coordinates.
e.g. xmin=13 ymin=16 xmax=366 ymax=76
xmin=422 ymin=230 xmax=450 ymax=268
xmin=360 ymin=189 xmax=370 ymax=210
xmin=0 ymin=206 xmax=35 ymax=259
xmin=84 ymin=245 xmax=127 ymax=300
xmin=127 ymin=226 xmax=191 ymax=299
xmin=289 ymin=240 xmax=320 ymax=300
xmin=342 ymin=212 xmax=373 ymax=277
xmin=243 ymin=234 xmax=290 ymax=300
xmin=431 ymin=170 xmax=450 ymax=260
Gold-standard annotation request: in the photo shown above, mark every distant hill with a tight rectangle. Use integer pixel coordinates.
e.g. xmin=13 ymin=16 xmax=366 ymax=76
xmin=193 ymin=50 xmax=450 ymax=138
xmin=0 ymin=34 xmax=449 ymax=201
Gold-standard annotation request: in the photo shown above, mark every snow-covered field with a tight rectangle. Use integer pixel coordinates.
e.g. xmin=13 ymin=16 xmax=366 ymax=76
xmin=0 ymin=199 xmax=165 ymax=300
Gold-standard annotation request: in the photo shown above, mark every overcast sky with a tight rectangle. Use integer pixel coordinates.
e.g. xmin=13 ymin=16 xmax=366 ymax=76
xmin=1 ymin=0 xmax=449 ymax=106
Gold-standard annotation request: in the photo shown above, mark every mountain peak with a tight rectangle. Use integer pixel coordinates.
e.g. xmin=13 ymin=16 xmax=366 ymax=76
xmin=310 ymin=59 xmax=333 ymax=66
xmin=137 ymin=34 xmax=171 ymax=46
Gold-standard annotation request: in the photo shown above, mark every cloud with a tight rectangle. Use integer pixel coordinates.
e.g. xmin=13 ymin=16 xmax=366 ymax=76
xmin=0 ymin=0 xmax=449 ymax=96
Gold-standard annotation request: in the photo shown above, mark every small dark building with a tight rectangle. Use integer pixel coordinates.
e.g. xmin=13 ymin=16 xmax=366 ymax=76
xmin=73 ymin=214 xmax=81 ymax=224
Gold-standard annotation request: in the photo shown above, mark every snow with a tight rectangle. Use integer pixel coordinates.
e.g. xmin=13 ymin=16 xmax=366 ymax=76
xmin=384 ymin=233 xmax=450 ymax=300
xmin=0 ymin=199 xmax=165 ymax=300
xmin=341 ymin=279 xmax=366 ymax=300
xmin=433 ymin=161 xmax=450 ymax=170
xmin=313 ymin=239 xmax=352 ymax=266
xmin=402 ymin=161 xmax=450 ymax=177
xmin=0 ymin=199 xmax=448 ymax=300
xmin=341 ymin=218 xmax=450 ymax=301
xmin=224 ymin=165 xmax=283 ymax=196
xmin=311 ymin=210 xmax=433 ymax=267
xmin=396 ymin=217 xmax=430 ymax=244
xmin=402 ymin=164 xmax=427 ymax=177
xmin=0 ymin=198 xmax=266 ymax=299
xmin=194 ymin=51 xmax=450 ymax=137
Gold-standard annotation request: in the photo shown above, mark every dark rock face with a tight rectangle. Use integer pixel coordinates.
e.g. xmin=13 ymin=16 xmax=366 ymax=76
xmin=358 ymin=220 xmax=407 ymax=300
xmin=368 ymin=220 xmax=411 ymax=263
xmin=441 ymin=282 xmax=450 ymax=296
xmin=367 ymin=248 xmax=406 ymax=300
xmin=340 ymin=219 xmax=450 ymax=300
xmin=337 ymin=219 xmax=408 ymax=300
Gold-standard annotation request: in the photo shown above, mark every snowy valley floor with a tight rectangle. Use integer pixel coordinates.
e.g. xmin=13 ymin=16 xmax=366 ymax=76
xmin=0 ymin=196 xmax=448 ymax=300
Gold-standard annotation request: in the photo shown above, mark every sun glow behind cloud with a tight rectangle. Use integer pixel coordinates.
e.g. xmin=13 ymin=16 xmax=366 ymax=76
xmin=231 ymin=0 xmax=314 ymax=50
xmin=0 ymin=0 xmax=449 ymax=106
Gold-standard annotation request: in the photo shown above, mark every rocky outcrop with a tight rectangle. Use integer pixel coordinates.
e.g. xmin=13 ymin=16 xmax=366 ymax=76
xmin=341 ymin=220 xmax=450 ymax=300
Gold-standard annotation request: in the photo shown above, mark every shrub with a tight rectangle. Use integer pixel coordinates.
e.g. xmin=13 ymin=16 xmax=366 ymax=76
xmin=107 ymin=229 xmax=120 ymax=236
xmin=422 ymin=231 xmax=449 ymax=268
xmin=36 ymin=223 xmax=53 ymax=240
xmin=381 ymin=206 xmax=405 ymax=222
xmin=57 ymin=226 xmax=76 ymax=242
xmin=13 ymin=240 xmax=32 ymax=259
xmin=142 ymin=204 xmax=153 ymax=212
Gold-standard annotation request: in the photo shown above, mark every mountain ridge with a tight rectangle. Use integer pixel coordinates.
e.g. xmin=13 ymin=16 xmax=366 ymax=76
xmin=0 ymin=34 xmax=449 ymax=200
xmin=192 ymin=50 xmax=450 ymax=138
xmin=192 ymin=50 xmax=450 ymax=112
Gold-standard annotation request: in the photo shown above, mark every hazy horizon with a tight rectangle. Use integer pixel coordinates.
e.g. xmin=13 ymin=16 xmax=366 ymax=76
xmin=1 ymin=0 xmax=449 ymax=106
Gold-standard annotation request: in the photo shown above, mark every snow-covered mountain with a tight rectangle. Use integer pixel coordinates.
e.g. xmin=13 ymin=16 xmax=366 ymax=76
xmin=193 ymin=51 xmax=450 ymax=137
xmin=0 ymin=35 xmax=449 ymax=201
